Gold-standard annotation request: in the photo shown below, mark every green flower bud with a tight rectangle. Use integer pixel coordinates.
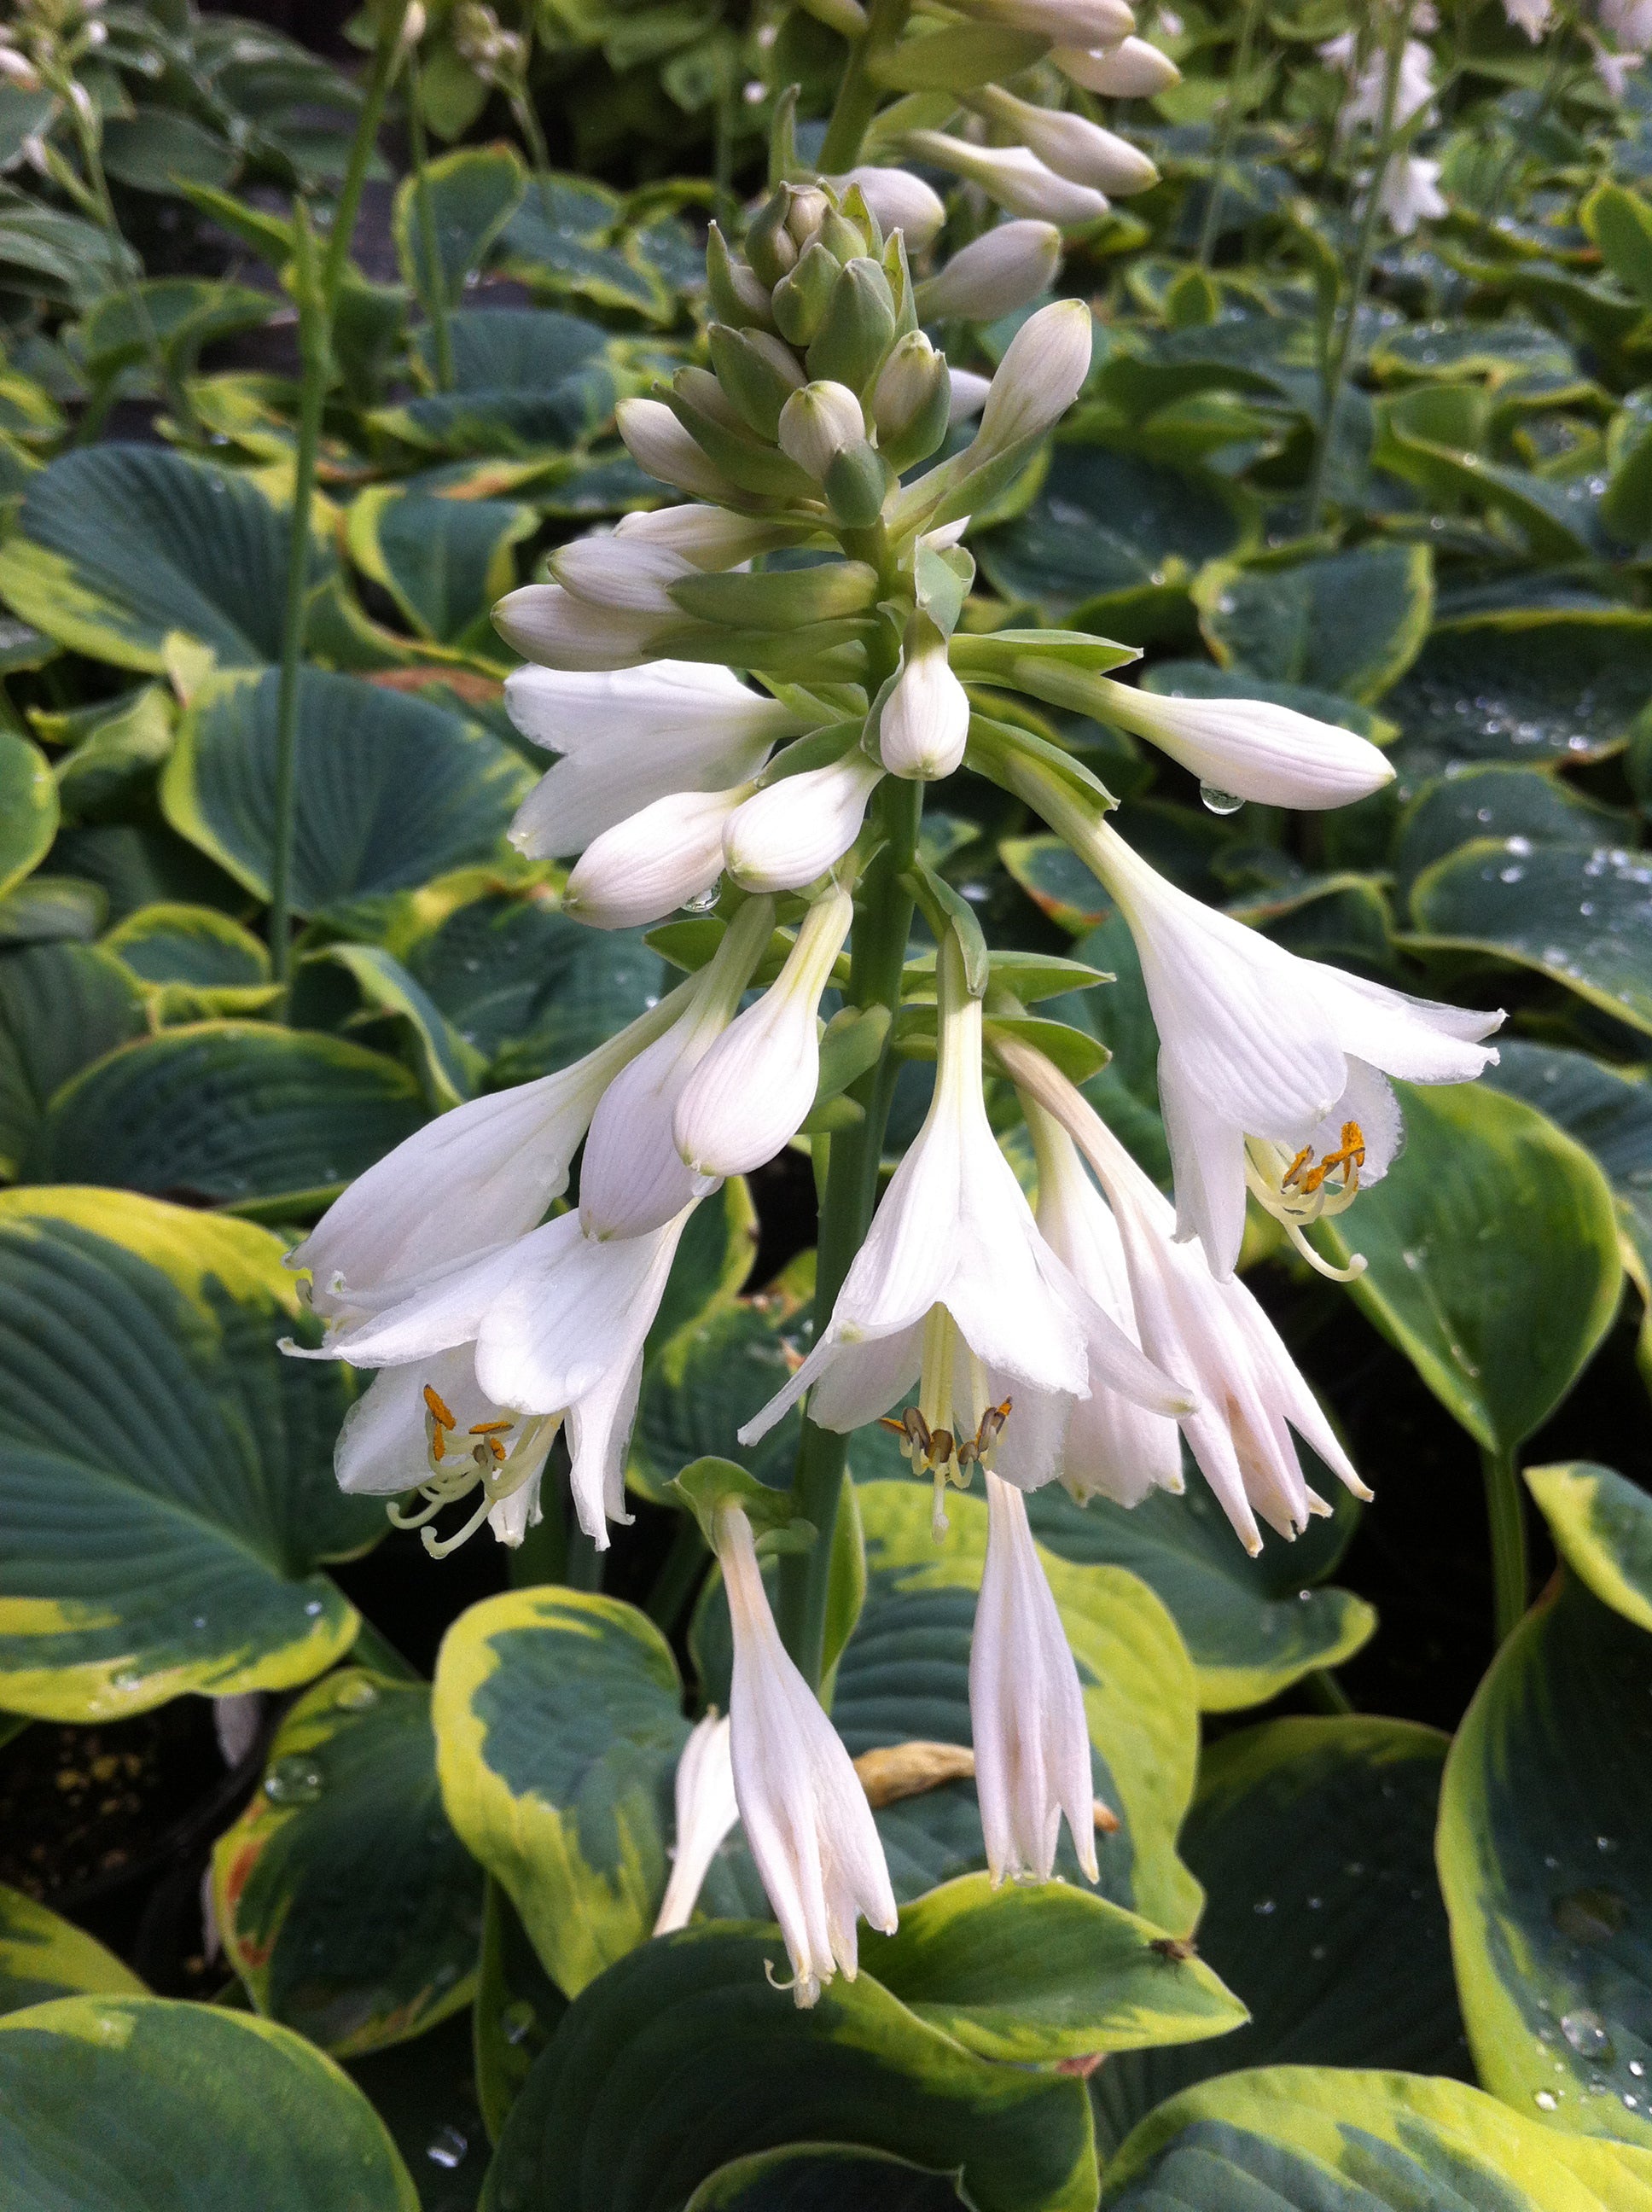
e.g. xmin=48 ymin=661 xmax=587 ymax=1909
xmin=818 ymin=209 xmax=872 ymax=265
xmin=772 ymin=241 xmax=844 ymax=347
xmin=872 ymin=331 xmax=951 ymax=470
xmin=746 ymin=187 xmax=800 ymax=289
xmin=707 ymin=223 xmax=776 ymax=331
xmin=708 ymin=323 xmax=806 ymax=440
xmin=785 ymin=183 xmax=833 ymax=251
xmin=806 ymin=257 xmax=899 ymax=394
xmin=671 ymin=369 xmax=817 ymax=498
xmin=824 ymin=441 xmax=890 ymax=530
xmin=668 ymin=559 xmax=880 ymax=627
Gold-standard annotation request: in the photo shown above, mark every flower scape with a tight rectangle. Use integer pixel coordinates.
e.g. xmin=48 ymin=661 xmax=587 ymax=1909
xmin=0 ymin=0 xmax=1649 ymax=2207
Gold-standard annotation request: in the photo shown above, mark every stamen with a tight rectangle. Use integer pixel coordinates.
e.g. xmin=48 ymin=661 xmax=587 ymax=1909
xmin=423 ymin=1487 xmax=496 ymax=1558
xmin=1283 ymin=1216 xmax=1368 ymax=1284
xmin=422 ymin=1385 xmax=457 ymax=1429
xmin=468 ymin=1419 xmax=514 ymax=1436
xmin=1280 ymin=1145 xmax=1314 ymax=1190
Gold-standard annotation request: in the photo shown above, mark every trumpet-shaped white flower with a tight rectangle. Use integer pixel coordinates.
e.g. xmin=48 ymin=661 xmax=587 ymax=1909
xmin=974 ymin=87 xmax=1160 ymax=195
xmin=971 ymin=1470 xmax=1098 ymax=1883
xmin=971 ymin=299 xmax=1094 ymax=462
xmin=505 ymin=661 xmax=803 ymax=860
xmin=617 ymin=395 xmax=741 ymax=502
xmin=1091 ymin=681 xmax=1394 ymax=809
xmin=1002 ymin=1038 xmax=1372 ymax=1556
xmin=1379 ymin=153 xmax=1448 ymax=236
xmin=289 ymin=984 xmax=689 ymax=1333
xmin=740 ymin=938 xmax=1188 ymax=1490
xmin=1321 ymin=32 xmax=1437 ymax=130
xmin=916 ymin=221 xmax=1062 ymax=322
xmin=826 ymin=166 xmax=948 ymax=248
xmin=654 ymin=1712 xmax=741 ymax=1935
xmin=1025 ymin=1097 xmax=1183 ymax=1507
xmin=493 ymin=582 xmax=667 ymax=672
xmin=879 ymin=616 xmax=970 ymax=781
xmin=1073 ymin=817 xmax=1503 ymax=1279
xmin=723 ymin=749 xmax=885 ymax=894
xmin=580 ymin=895 xmax=775 ymax=1237
xmin=673 ymin=887 xmax=853 ymax=1178
xmin=301 ymin=1204 xmax=693 ymax=1548
xmin=562 ymin=782 xmax=758 ymax=928
xmin=719 ymin=1501 xmax=897 ymax=2005
xmin=902 ymin=131 xmax=1111 ymax=227
xmin=1055 ymin=37 xmax=1181 ymax=95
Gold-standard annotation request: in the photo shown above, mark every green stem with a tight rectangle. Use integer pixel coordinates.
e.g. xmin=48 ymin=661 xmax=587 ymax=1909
xmin=777 ymin=773 xmax=922 ymax=1685
xmin=1196 ymin=0 xmax=1265 ymax=270
xmin=1304 ymin=1 xmax=1415 ymax=534
xmin=1480 ymin=13 xmax=1576 ymax=236
xmin=646 ymin=1512 xmax=709 ymax=1633
xmin=1482 ymin=1443 xmax=1529 ymax=1645
xmin=406 ymin=49 xmax=455 ymax=392
xmin=1302 ymin=1668 xmax=1354 ymax=1715
xmin=818 ymin=0 xmax=914 ymax=174
xmin=68 ymin=107 xmax=196 ymax=439
xmin=319 ymin=28 xmax=399 ymax=315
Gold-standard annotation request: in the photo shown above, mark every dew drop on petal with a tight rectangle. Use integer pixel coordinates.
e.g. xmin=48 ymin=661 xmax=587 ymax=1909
xmin=1199 ymin=783 xmax=1245 ymax=816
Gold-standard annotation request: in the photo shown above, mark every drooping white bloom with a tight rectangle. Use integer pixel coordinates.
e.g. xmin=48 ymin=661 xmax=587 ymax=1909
xmin=654 ymin=1713 xmax=741 ymax=1935
xmin=879 ymin=616 xmax=969 ymax=781
xmin=1091 ymin=681 xmax=1394 ymax=809
xmin=974 ymin=87 xmax=1161 ymax=195
xmin=827 ymin=165 xmax=947 ymax=248
xmin=1321 ymin=32 xmax=1438 ymax=130
xmin=617 ymin=395 xmax=741 ymax=502
xmin=492 ymin=582 xmax=666 ymax=672
xmin=289 ymin=984 xmax=689 ymax=1334
xmin=719 ymin=1501 xmax=898 ymax=2005
xmin=614 ymin=504 xmax=803 ymax=568
xmin=951 ymin=0 xmax=1136 ymax=41
xmin=505 ymin=661 xmax=803 ymax=860
xmin=562 ymin=783 xmax=757 ymax=928
xmin=1001 ymin=1038 xmax=1373 ymax=1556
xmin=740 ymin=937 xmax=1188 ymax=1487
xmin=580 ymin=895 xmax=775 ymax=1237
xmin=970 ymin=1470 xmax=1098 ymax=1883
xmin=722 ymin=749 xmax=886 ymax=894
xmin=1502 ymin=0 xmax=1551 ymax=38
xmin=1379 ymin=153 xmax=1449 ymax=236
xmin=916 ymin=221 xmax=1062 ymax=322
xmin=1070 ymin=817 xmax=1503 ymax=1278
xmin=673 ymin=886 xmax=853 ymax=1178
xmin=1055 ymin=37 xmax=1181 ymax=94
xmin=901 ymin=131 xmax=1112 ymax=227
xmin=1025 ymin=1097 xmax=1183 ymax=1507
xmin=305 ymin=1204 xmax=694 ymax=1547
xmin=970 ymin=299 xmax=1094 ymax=462
xmin=777 ymin=380 xmax=869 ymax=481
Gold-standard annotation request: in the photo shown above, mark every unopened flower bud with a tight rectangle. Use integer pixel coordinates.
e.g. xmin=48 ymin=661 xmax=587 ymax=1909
xmin=617 ymin=396 xmax=742 ymax=504
xmin=827 ymin=166 xmax=946 ymax=250
xmin=1054 ymin=35 xmax=1180 ymax=95
xmin=707 ymin=223 xmax=777 ymax=331
xmin=916 ymin=220 xmax=1062 ymax=322
xmin=872 ymin=332 xmax=951 ymax=470
xmin=806 ymin=255 xmax=899 ymax=393
xmin=746 ymin=187 xmax=800 ymax=288
xmin=708 ymin=323 xmax=806 ymax=439
xmin=786 ymin=184 xmax=833 ymax=249
xmin=777 ymin=380 xmax=867 ymax=480
xmin=879 ymin=614 xmax=969 ymax=781
xmin=902 ymin=131 xmax=1110 ymax=226
xmin=772 ymin=241 xmax=844 ymax=347
xmin=952 ymin=0 xmax=1135 ymax=37
xmin=0 ymin=47 xmax=41 ymax=88
xmin=972 ymin=298 xmax=1093 ymax=459
xmin=974 ymin=86 xmax=1160 ymax=196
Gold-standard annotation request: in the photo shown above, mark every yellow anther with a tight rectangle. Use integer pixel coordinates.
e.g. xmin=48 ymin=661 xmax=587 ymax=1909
xmin=486 ymin=1436 xmax=508 ymax=1463
xmin=422 ymin=1385 xmax=457 ymax=1429
xmin=430 ymin=1429 xmax=446 ymax=1464
xmin=1280 ymin=1145 xmax=1314 ymax=1190
xmin=468 ymin=1419 xmax=514 ymax=1436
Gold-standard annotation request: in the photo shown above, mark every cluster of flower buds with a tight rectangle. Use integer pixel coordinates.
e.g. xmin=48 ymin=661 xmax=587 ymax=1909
xmin=0 ymin=0 xmax=105 ymax=108
xmin=289 ymin=151 xmax=1505 ymax=2010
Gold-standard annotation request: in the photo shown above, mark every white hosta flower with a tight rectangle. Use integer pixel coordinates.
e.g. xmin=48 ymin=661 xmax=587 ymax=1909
xmin=506 ymin=661 xmax=803 ymax=860
xmin=580 ymin=895 xmax=775 ymax=1238
xmin=971 ymin=1470 xmax=1098 ymax=1883
xmin=1002 ymin=1039 xmax=1373 ymax=1556
xmin=1055 ymin=37 xmax=1181 ymax=94
xmin=879 ymin=616 xmax=969 ymax=781
xmin=1091 ymin=682 xmax=1393 ymax=809
xmin=723 ymin=749 xmax=885 ymax=894
xmin=613 ymin=504 xmax=802 ymax=568
xmin=1600 ymin=0 xmax=1652 ymax=49
xmin=493 ymin=582 xmax=666 ymax=672
xmin=827 ymin=165 xmax=947 ymax=248
xmin=719 ymin=1501 xmax=898 ymax=2005
xmin=1073 ymin=817 xmax=1503 ymax=1279
xmin=1321 ymin=33 xmax=1437 ymax=130
xmin=617 ymin=395 xmax=741 ymax=503
xmin=550 ymin=536 xmax=695 ymax=614
xmin=740 ymin=938 xmax=1188 ymax=1493
xmin=901 ymin=132 xmax=1111 ymax=227
xmin=673 ymin=886 xmax=853 ymax=1178
xmin=916 ymin=221 xmax=1062 ymax=321
xmin=562 ymin=782 xmax=757 ymax=929
xmin=951 ymin=0 xmax=1136 ymax=41
xmin=777 ymin=380 xmax=868 ymax=481
xmin=290 ymin=984 xmax=688 ymax=1333
xmin=654 ymin=1713 xmax=740 ymax=1935
xmin=1502 ymin=0 xmax=1550 ymax=38
xmin=307 ymin=1205 xmax=693 ymax=1548
xmin=948 ymin=370 xmax=992 ymax=424
xmin=969 ymin=299 xmax=1095 ymax=464
xmin=1379 ymin=153 xmax=1448 ymax=236
xmin=974 ymin=87 xmax=1160 ymax=195
xmin=1026 ymin=1098 xmax=1183 ymax=1507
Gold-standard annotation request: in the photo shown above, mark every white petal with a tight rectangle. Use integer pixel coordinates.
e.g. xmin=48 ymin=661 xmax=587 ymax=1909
xmin=1055 ymin=36 xmax=1182 ymax=95
xmin=827 ymin=165 xmax=946 ymax=247
xmin=563 ymin=784 xmax=752 ymax=929
xmin=796 ymin=1318 xmax=928 ymax=1436
xmin=723 ymin=754 xmax=884 ymax=894
xmin=654 ymin=1714 xmax=740 ymax=1935
xmin=1096 ymin=684 xmax=1394 ymax=809
xmin=493 ymin=583 xmax=666 ymax=672
xmin=551 ymin=537 xmax=695 ymax=614
xmin=1159 ymin=1062 xmax=1251 ymax=1281
xmin=916 ymin=220 xmax=1062 ymax=322
xmin=900 ymin=132 xmax=1111 ymax=227
xmin=1308 ymin=964 xmax=1504 ymax=1086
xmin=474 ymin=1210 xmax=687 ymax=1412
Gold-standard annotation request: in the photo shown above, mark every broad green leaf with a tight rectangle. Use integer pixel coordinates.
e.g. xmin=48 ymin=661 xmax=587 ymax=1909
xmin=862 ymin=1871 xmax=1246 ymax=2063
xmin=432 ymin=1587 xmax=688 ymax=1999
xmin=74 ymin=279 xmax=270 ymax=382
xmin=998 ymin=835 xmax=1109 ymax=934
xmin=36 ymin=1023 xmax=427 ymax=1214
xmin=0 ymin=731 xmax=56 ymax=902
xmin=345 ymin=486 xmax=535 ymax=649
xmin=474 ymin=1879 xmax=567 ymax=2145
xmin=0 ymin=184 xmax=137 ymax=307
xmin=102 ymin=903 xmax=276 ymax=1021
xmin=1582 ymin=180 xmax=1652 ymax=306
xmin=1439 ymin=1573 xmax=1652 ymax=2145
xmin=347 ymin=2008 xmax=489 ymax=2211
xmin=1318 ymin=1083 xmax=1622 ymax=1456
xmin=0 ymin=1883 xmax=145 ymax=2017
xmin=1380 ymin=614 xmax=1652 ymax=789
xmin=0 ymin=877 xmax=105 ymax=948
xmin=317 ymin=942 xmax=484 ymax=1110
xmin=687 ymin=2145 xmax=962 ymax=2210
xmin=1393 ymin=764 xmax=1632 ymax=901
xmin=162 ymin=668 xmax=529 ymax=914
xmin=482 ymin=1926 xmax=1097 ymax=2212
xmin=0 ymin=941 xmax=146 ymax=1179
xmin=394 ymin=146 xmax=526 ymax=312
xmin=101 ymin=108 xmax=239 ymax=194
xmin=1193 ymin=544 xmax=1432 ymax=702
xmin=645 ymin=1173 xmax=760 ymax=1354
xmin=492 ymin=178 xmax=671 ymax=322
xmin=1093 ymin=1718 xmax=1463 ymax=2154
xmin=1101 ymin=2064 xmax=1652 ymax=2209
xmin=0 ymin=1187 xmax=374 ymax=1719
xmin=1370 ymin=317 xmax=1582 ymax=387
xmin=1527 ymin=1462 xmax=1652 ymax=1633
xmin=47 ymin=683 xmax=177 ymax=821
xmin=0 ymin=1994 xmax=419 ymax=2210
xmin=375 ymin=309 xmax=616 ymax=457
xmin=0 ymin=445 xmax=334 ymax=673
xmin=1024 ymin=1480 xmax=1375 ymax=1712
xmin=1484 ymin=1042 xmax=1652 ymax=1308
xmin=215 ymin=1668 xmax=481 ymax=2057
xmin=1407 ymin=838 xmax=1652 ymax=1039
